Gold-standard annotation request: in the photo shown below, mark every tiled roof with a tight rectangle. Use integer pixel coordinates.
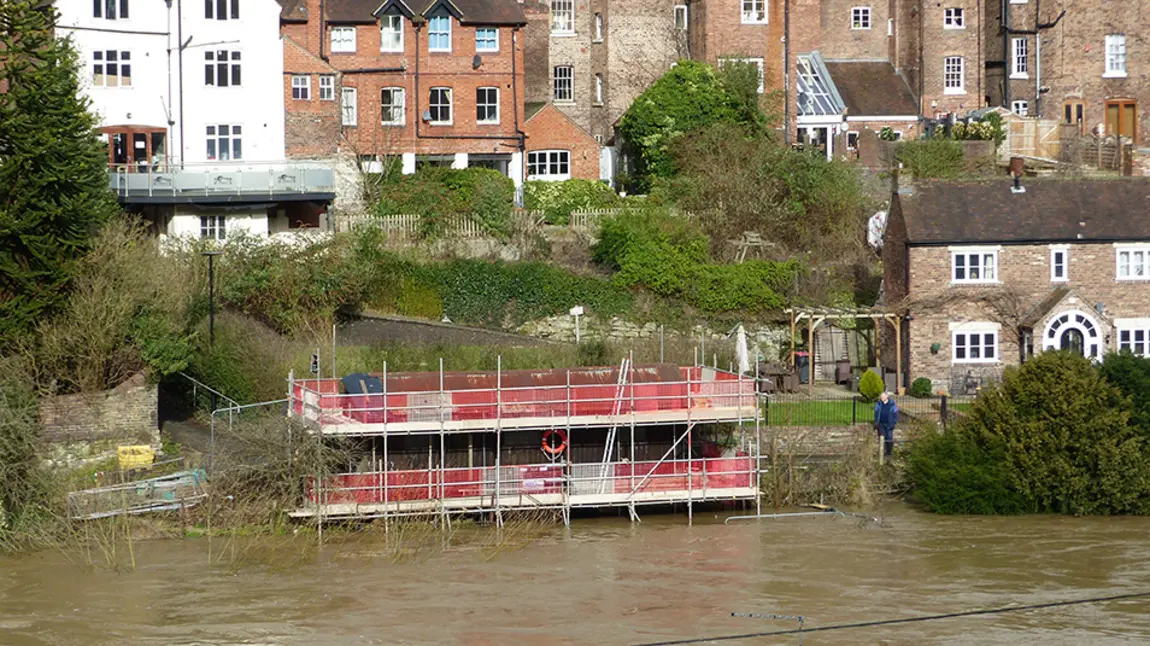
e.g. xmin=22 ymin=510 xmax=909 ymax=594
xmin=277 ymin=0 xmax=307 ymax=21
xmin=321 ymin=0 xmax=525 ymax=24
xmin=896 ymin=179 xmax=1150 ymax=245
xmin=823 ymin=61 xmax=918 ymax=117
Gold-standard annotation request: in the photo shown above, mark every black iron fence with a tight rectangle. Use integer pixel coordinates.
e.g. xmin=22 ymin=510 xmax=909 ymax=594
xmin=763 ymin=394 xmax=973 ymax=428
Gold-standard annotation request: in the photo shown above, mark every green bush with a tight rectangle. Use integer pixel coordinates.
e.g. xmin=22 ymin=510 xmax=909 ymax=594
xmin=858 ymin=371 xmax=884 ymax=402
xmin=910 ymin=377 xmax=934 ymax=398
xmin=905 ymin=427 xmax=1027 ymax=514
xmin=373 ymin=167 xmax=514 ymax=237
xmin=906 ymin=352 xmax=1150 ymax=516
xmin=525 ymin=179 xmax=619 ymax=225
xmin=1100 ymin=351 xmax=1150 ymax=436
xmin=593 ymin=207 xmax=798 ymax=314
xmin=895 ymin=139 xmax=966 ymax=179
xmin=617 ymin=60 xmax=752 ymax=190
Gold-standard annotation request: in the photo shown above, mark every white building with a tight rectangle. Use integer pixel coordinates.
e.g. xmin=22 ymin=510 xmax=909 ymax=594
xmin=55 ymin=0 xmax=334 ymax=241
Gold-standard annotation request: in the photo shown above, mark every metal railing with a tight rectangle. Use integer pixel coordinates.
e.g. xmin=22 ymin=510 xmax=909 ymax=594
xmin=309 ymin=457 xmax=756 ymax=509
xmin=763 ymin=394 xmax=975 ymax=427
xmin=289 ymin=371 xmax=757 ymax=432
xmin=109 ymin=160 xmax=335 ymax=198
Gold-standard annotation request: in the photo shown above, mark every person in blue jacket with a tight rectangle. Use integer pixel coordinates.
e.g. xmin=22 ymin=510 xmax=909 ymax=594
xmin=873 ymin=391 xmax=898 ymax=458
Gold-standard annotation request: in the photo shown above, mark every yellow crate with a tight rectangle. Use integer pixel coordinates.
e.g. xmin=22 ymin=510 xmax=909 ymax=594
xmin=117 ymin=445 xmax=155 ymax=471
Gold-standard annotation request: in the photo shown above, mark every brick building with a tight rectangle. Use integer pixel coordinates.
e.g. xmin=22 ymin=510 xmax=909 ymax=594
xmin=522 ymin=103 xmax=600 ymax=180
xmin=883 ymin=178 xmax=1150 ymax=395
xmin=280 ymin=0 xmax=529 ymax=186
xmin=985 ymin=0 xmax=1146 ymax=143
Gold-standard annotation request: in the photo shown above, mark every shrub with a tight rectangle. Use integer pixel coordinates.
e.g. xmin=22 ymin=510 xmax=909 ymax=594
xmin=895 ymin=139 xmax=966 ymax=179
xmin=617 ymin=60 xmax=750 ymax=190
xmin=525 ymin=179 xmax=619 ymax=225
xmin=906 ymin=352 xmax=1150 ymax=516
xmin=905 ymin=427 xmax=1027 ymax=514
xmin=373 ymin=167 xmax=514 ymax=237
xmin=910 ymin=377 xmax=934 ymax=398
xmin=1100 ymin=351 xmax=1150 ymax=436
xmin=858 ymin=371 xmax=884 ymax=402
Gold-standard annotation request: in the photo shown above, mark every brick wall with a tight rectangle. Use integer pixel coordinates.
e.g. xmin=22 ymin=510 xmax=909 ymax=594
xmin=38 ymin=372 xmax=158 ymax=445
xmin=284 ymin=37 xmax=342 ymax=157
xmin=919 ymin=0 xmax=984 ymax=118
xmin=901 ymin=237 xmax=1150 ymax=392
xmin=523 ymin=104 xmax=599 ymax=179
xmin=523 ymin=1 xmax=552 ymax=105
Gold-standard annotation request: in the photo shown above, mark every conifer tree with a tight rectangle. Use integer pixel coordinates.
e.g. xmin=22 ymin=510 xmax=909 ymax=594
xmin=0 ymin=1 xmax=120 ymax=345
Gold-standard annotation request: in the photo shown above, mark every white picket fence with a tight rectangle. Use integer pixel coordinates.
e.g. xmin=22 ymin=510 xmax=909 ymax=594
xmin=337 ymin=210 xmax=544 ymax=239
xmin=569 ymin=208 xmax=693 ymax=232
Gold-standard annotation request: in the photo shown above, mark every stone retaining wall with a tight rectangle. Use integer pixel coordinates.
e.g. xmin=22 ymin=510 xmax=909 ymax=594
xmin=38 ymin=372 xmax=158 ymax=446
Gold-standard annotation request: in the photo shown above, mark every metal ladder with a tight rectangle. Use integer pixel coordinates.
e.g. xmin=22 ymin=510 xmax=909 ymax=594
xmin=597 ymin=356 xmax=631 ymax=493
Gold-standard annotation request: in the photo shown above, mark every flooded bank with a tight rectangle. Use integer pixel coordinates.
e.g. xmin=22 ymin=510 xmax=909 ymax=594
xmin=2 ymin=504 xmax=1149 ymax=645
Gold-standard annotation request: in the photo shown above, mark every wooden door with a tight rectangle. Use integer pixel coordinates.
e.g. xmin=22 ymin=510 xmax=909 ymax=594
xmin=1106 ymin=100 xmax=1137 ymax=141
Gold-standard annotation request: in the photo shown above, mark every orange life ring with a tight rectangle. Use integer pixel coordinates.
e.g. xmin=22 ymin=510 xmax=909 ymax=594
xmin=542 ymin=429 xmax=567 ymax=456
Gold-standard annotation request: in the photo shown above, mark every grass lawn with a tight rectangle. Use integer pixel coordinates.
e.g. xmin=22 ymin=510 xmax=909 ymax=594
xmin=766 ymin=400 xmax=860 ymax=426
xmin=948 ymin=402 xmax=974 ymax=413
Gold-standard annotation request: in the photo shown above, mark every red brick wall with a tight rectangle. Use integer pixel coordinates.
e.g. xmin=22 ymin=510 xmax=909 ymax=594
xmin=919 ymin=0 xmax=984 ymax=118
xmin=523 ymin=104 xmax=599 ymax=180
xmin=282 ymin=7 xmax=526 ymax=160
xmin=283 ymin=37 xmax=341 ymax=157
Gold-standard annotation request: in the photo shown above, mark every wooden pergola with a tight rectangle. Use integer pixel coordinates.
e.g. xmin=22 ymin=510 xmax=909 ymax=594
xmin=786 ymin=307 xmax=903 ymax=397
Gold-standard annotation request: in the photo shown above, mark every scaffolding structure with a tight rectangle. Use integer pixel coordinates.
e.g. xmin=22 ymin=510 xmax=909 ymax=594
xmin=287 ymin=357 xmax=763 ymax=526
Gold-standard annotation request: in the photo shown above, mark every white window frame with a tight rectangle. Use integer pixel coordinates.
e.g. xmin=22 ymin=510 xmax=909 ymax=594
xmin=1012 ymin=100 xmax=1028 ymax=116
xmin=291 ymin=75 xmax=310 ymax=100
xmin=205 ymin=124 xmax=242 ymax=161
xmin=851 ymin=7 xmax=871 ymax=30
xmin=476 ymin=86 xmax=499 ymax=124
xmin=476 ymin=27 xmax=499 ymax=52
xmin=428 ymin=15 xmax=452 ymax=52
xmin=95 ymin=0 xmax=129 ymax=20
xmin=200 ymin=215 xmax=226 ymax=241
xmin=1116 ymin=320 xmax=1150 ymax=356
xmin=847 ymin=131 xmax=860 ymax=150
xmin=1116 ymin=244 xmax=1150 ymax=281
xmin=341 ymin=87 xmax=358 ymax=126
xmin=944 ymin=55 xmax=965 ymax=94
xmin=952 ymin=324 xmax=1000 ymax=364
xmin=204 ymin=0 xmax=238 ymax=20
xmin=950 ymin=246 xmax=999 ymax=284
xmin=719 ymin=57 xmax=765 ymax=93
xmin=428 ymin=87 xmax=452 ymax=125
xmin=553 ymin=65 xmax=574 ymax=102
xmin=380 ymin=87 xmax=405 ymax=126
xmin=594 ymin=73 xmax=603 ymax=105
xmin=674 ymin=5 xmax=688 ymax=30
xmin=593 ymin=13 xmax=603 ymax=42
xmin=319 ymin=75 xmax=335 ymax=101
xmin=552 ymin=0 xmax=575 ymax=35
xmin=741 ymin=0 xmax=767 ymax=24
xmin=527 ymin=150 xmax=571 ymax=181
xmin=1050 ymin=245 xmax=1068 ymax=282
xmin=380 ymin=14 xmax=404 ymax=53
xmin=1011 ymin=37 xmax=1028 ymax=79
xmin=943 ymin=7 xmax=964 ymax=29
xmin=91 ymin=50 xmax=131 ymax=87
xmin=887 ymin=18 xmax=893 ymax=35
xmin=1105 ymin=34 xmax=1127 ymax=78
xmin=331 ymin=27 xmax=357 ymax=54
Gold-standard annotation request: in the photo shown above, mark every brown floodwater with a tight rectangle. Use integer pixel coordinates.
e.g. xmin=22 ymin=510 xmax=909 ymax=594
xmin=2 ymin=504 xmax=1150 ymax=646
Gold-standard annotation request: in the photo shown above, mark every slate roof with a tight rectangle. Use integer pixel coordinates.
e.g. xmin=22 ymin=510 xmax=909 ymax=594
xmin=278 ymin=0 xmax=307 ymax=21
xmin=307 ymin=0 xmax=526 ymax=24
xmin=896 ymin=179 xmax=1150 ymax=245
xmin=823 ymin=61 xmax=918 ymax=117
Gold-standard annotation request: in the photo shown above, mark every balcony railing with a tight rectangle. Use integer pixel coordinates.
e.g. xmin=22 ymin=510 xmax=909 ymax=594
xmin=108 ymin=160 xmax=336 ymax=200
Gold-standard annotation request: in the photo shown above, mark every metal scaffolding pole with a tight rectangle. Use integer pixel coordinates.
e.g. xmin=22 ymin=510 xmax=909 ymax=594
xmin=755 ymin=357 xmax=762 ymax=517
xmin=494 ymin=355 xmax=503 ymax=527
xmin=382 ymin=362 xmax=389 ymax=529
xmin=439 ymin=357 xmax=447 ymax=528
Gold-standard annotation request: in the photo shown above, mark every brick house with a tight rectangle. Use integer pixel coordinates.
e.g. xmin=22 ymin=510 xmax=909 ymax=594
xmin=984 ymin=0 xmax=1146 ymax=143
xmin=280 ymin=0 xmax=529 ymax=187
xmin=522 ymin=102 xmax=600 ymax=180
xmin=883 ymin=178 xmax=1150 ymax=395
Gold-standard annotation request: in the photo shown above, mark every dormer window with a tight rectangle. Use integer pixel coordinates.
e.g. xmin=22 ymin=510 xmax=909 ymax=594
xmin=428 ymin=15 xmax=451 ymax=52
xmin=381 ymin=14 xmax=403 ymax=53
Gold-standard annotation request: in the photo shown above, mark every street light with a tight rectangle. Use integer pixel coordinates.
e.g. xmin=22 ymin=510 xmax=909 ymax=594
xmin=202 ymin=250 xmax=223 ymax=415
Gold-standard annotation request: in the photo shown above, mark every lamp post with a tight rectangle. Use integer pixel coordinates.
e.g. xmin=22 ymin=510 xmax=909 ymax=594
xmin=202 ymin=250 xmax=223 ymax=414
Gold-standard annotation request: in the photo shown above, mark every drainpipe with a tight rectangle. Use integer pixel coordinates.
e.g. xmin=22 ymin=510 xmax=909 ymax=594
xmin=177 ymin=0 xmax=184 ymax=168
xmin=1002 ymin=0 xmax=1009 ymax=109
xmin=319 ymin=0 xmax=327 ymax=62
xmin=1034 ymin=0 xmax=1041 ymax=117
xmin=783 ymin=0 xmax=790 ymax=144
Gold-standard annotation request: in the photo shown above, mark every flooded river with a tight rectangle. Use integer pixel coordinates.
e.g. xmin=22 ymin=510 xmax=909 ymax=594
xmin=2 ymin=504 xmax=1149 ymax=645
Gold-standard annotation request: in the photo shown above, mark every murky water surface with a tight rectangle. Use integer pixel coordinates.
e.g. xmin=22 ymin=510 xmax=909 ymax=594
xmin=2 ymin=504 xmax=1150 ymax=645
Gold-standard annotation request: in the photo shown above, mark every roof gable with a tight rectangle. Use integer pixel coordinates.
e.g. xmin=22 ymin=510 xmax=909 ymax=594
xmin=896 ymin=179 xmax=1150 ymax=245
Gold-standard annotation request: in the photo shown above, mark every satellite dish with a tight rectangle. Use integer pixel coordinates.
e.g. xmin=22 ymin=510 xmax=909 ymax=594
xmin=422 ymin=109 xmax=432 ymax=122
xmin=472 ymin=55 xmax=482 ymax=69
